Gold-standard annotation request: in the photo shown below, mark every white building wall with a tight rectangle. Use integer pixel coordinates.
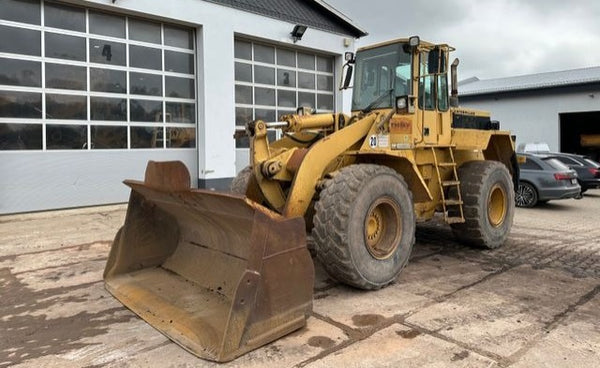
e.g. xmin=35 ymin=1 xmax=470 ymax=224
xmin=460 ymin=88 xmax=600 ymax=151
xmin=1 ymin=0 xmax=358 ymax=213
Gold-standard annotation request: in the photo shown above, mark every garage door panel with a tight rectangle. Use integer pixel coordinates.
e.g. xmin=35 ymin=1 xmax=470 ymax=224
xmin=0 ymin=150 xmax=198 ymax=214
xmin=0 ymin=0 xmax=198 ymax=214
xmin=233 ymin=38 xmax=335 ymax=164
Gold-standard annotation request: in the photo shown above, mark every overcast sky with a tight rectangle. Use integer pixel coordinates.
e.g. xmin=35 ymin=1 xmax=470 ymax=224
xmin=326 ymin=0 xmax=600 ymax=81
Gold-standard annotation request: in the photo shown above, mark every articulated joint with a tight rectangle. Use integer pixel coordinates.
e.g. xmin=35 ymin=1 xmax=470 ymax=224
xmin=261 ymin=160 xmax=283 ymax=178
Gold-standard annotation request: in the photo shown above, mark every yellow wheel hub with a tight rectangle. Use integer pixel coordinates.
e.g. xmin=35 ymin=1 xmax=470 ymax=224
xmin=364 ymin=197 xmax=402 ymax=260
xmin=366 ymin=208 xmax=384 ymax=244
xmin=488 ymin=184 xmax=507 ymax=228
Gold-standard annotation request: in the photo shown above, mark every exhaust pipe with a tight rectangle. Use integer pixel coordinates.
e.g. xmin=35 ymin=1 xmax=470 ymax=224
xmin=450 ymin=58 xmax=460 ymax=107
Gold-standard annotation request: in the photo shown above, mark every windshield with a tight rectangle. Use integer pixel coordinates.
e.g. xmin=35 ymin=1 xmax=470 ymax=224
xmin=352 ymin=43 xmax=412 ymax=111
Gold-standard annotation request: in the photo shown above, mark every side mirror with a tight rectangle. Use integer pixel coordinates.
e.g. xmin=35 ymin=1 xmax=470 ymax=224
xmin=428 ymin=49 xmax=439 ymax=74
xmin=340 ymin=63 xmax=353 ymax=90
xmin=427 ymin=47 xmax=447 ymax=74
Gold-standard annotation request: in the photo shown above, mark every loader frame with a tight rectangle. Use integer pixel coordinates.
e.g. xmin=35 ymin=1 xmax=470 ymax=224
xmin=104 ymin=36 xmax=518 ymax=363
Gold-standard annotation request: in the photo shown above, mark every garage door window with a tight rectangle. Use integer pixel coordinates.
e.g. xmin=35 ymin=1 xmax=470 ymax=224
xmin=0 ymin=0 xmax=196 ymax=151
xmin=234 ymin=39 xmax=335 ymax=148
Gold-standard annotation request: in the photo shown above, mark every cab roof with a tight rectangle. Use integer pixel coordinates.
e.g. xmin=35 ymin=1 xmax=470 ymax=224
xmin=357 ymin=37 xmax=453 ymax=52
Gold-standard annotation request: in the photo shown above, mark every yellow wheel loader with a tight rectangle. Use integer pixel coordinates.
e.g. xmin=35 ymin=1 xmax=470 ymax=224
xmin=104 ymin=36 xmax=519 ymax=362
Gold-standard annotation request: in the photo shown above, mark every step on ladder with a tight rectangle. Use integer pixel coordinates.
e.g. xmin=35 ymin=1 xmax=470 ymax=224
xmin=431 ymin=146 xmax=465 ymax=224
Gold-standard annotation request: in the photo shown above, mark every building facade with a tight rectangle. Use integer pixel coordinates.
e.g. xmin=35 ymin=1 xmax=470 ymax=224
xmin=459 ymin=67 xmax=600 ymax=157
xmin=0 ymin=0 xmax=365 ymax=214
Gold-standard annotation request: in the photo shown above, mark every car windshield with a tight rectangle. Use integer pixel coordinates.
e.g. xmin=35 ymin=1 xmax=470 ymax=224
xmin=543 ymin=158 xmax=570 ymax=171
xmin=352 ymin=43 xmax=411 ymax=111
xmin=584 ymin=158 xmax=600 ymax=168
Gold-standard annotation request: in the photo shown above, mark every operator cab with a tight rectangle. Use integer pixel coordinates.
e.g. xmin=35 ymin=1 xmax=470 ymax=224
xmin=342 ymin=36 xmax=456 ymax=116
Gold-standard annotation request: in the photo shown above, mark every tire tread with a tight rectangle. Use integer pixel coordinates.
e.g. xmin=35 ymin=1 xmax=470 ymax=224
xmin=450 ymin=161 xmax=514 ymax=249
xmin=312 ymin=164 xmax=415 ymax=289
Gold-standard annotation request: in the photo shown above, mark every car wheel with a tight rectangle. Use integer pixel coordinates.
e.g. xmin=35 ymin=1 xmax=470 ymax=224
xmin=516 ymin=182 xmax=538 ymax=208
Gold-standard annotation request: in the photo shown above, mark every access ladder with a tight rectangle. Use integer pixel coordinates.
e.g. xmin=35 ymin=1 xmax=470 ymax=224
xmin=431 ymin=146 xmax=465 ymax=224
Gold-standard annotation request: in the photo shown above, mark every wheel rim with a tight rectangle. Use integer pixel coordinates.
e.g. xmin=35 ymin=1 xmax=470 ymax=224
xmin=364 ymin=197 xmax=402 ymax=260
xmin=516 ymin=183 xmax=535 ymax=207
xmin=487 ymin=184 xmax=507 ymax=227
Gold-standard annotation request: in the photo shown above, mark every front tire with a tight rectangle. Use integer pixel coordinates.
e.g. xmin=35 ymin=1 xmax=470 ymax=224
xmin=230 ymin=166 xmax=253 ymax=194
xmin=451 ymin=161 xmax=515 ymax=249
xmin=312 ymin=164 xmax=415 ymax=290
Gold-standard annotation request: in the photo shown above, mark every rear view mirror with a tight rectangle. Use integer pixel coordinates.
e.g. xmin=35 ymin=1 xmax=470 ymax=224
xmin=340 ymin=63 xmax=353 ymax=90
xmin=428 ymin=49 xmax=439 ymax=74
xmin=427 ymin=47 xmax=446 ymax=74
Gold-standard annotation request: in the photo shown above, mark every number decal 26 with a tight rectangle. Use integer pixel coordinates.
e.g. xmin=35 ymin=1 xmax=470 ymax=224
xmin=369 ymin=135 xmax=377 ymax=148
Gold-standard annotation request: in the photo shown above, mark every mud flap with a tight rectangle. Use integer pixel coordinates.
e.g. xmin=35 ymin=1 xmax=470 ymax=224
xmin=104 ymin=161 xmax=314 ymax=362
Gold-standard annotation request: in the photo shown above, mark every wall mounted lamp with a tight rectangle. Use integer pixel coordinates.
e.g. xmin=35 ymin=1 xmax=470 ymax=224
xmin=291 ymin=25 xmax=307 ymax=43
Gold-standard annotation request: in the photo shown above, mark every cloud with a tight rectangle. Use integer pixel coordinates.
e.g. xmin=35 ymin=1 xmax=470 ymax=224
xmin=327 ymin=0 xmax=600 ymax=79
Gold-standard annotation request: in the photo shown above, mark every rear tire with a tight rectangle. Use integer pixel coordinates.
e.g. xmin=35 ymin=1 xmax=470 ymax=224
xmin=451 ymin=161 xmax=514 ymax=249
xmin=230 ymin=166 xmax=253 ymax=194
xmin=312 ymin=164 xmax=415 ymax=290
xmin=515 ymin=181 xmax=538 ymax=208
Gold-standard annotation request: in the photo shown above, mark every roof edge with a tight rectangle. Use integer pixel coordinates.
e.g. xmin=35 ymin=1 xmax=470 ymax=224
xmin=459 ymin=66 xmax=600 ymax=97
xmin=460 ymin=80 xmax=600 ymax=97
xmin=311 ymin=0 xmax=368 ymax=38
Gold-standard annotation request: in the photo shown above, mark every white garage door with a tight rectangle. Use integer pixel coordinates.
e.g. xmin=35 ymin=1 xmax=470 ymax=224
xmin=0 ymin=0 xmax=198 ymax=214
xmin=233 ymin=38 xmax=335 ymax=172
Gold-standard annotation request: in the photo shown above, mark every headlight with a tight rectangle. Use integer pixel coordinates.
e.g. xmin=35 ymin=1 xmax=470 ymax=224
xmin=396 ymin=96 xmax=407 ymax=109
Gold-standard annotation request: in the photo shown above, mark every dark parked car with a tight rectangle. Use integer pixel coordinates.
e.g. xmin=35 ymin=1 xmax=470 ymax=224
xmin=540 ymin=153 xmax=600 ymax=194
xmin=516 ymin=153 xmax=581 ymax=207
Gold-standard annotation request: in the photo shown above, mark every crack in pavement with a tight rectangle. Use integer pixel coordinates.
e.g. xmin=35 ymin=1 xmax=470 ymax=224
xmin=300 ymin=264 xmax=518 ymax=367
xmin=505 ymin=283 xmax=600 ymax=365
xmin=0 ymin=241 xmax=112 ymax=263
xmin=11 ymin=257 xmax=109 ymax=277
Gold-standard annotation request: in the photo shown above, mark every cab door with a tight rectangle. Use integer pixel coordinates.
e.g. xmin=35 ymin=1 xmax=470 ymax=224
xmin=418 ymin=70 xmax=437 ymax=144
xmin=436 ymin=71 xmax=452 ymax=146
xmin=417 ymin=48 xmax=451 ymax=145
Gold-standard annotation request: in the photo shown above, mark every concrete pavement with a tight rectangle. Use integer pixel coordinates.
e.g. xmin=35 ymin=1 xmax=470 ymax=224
xmin=1 ymin=191 xmax=599 ymax=367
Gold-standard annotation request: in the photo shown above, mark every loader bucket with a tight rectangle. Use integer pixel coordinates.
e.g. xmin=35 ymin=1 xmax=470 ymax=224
xmin=104 ymin=161 xmax=314 ymax=362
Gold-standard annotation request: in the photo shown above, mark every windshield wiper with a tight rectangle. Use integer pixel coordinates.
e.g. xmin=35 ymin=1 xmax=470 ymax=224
xmin=362 ymin=88 xmax=394 ymax=113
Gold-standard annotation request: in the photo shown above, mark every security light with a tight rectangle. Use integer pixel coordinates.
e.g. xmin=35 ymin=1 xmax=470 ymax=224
xmin=291 ymin=25 xmax=307 ymax=43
